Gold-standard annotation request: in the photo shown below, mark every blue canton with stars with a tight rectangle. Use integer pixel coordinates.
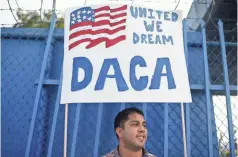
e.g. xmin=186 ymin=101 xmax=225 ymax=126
xmin=70 ymin=7 xmax=95 ymax=26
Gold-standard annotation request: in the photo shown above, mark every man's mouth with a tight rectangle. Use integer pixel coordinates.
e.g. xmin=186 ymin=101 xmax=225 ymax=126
xmin=136 ymin=136 xmax=146 ymax=141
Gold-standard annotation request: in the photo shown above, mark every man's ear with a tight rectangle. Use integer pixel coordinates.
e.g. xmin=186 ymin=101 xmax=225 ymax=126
xmin=116 ymin=127 xmax=123 ymax=138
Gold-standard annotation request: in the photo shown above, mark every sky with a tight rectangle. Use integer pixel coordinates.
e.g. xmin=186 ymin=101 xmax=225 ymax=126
xmin=213 ymin=96 xmax=238 ymax=144
xmin=0 ymin=0 xmax=194 ymax=25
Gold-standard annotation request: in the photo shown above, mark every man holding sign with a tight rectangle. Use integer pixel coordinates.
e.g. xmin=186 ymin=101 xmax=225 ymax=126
xmin=102 ymin=107 xmax=156 ymax=157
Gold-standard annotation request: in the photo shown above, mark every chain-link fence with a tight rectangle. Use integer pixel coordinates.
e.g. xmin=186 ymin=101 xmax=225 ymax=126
xmin=1 ymin=28 xmax=46 ymax=157
xmin=207 ymin=27 xmax=237 ymax=157
xmin=1 ymin=11 xmax=237 ymax=157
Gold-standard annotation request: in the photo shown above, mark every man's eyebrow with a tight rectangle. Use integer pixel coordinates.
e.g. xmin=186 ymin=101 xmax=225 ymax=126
xmin=129 ymin=120 xmax=139 ymax=123
xmin=129 ymin=120 xmax=147 ymax=123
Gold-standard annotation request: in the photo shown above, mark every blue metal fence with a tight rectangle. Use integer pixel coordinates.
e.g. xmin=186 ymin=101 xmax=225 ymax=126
xmin=1 ymin=15 xmax=237 ymax=157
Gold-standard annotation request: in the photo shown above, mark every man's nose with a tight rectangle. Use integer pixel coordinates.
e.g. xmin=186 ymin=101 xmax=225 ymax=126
xmin=138 ymin=125 xmax=146 ymax=132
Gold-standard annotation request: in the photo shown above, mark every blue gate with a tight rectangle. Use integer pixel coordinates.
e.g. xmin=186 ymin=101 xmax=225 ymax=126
xmin=1 ymin=14 xmax=237 ymax=157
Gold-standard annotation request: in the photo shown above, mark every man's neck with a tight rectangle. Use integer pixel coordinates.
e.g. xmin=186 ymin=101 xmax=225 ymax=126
xmin=118 ymin=145 xmax=143 ymax=157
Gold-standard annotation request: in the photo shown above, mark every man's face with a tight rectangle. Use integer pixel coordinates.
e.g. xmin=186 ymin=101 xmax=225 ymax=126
xmin=117 ymin=113 xmax=147 ymax=150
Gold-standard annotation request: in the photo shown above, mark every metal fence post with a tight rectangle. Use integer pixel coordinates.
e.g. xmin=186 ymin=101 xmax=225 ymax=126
xmin=143 ymin=103 xmax=147 ymax=121
xmin=47 ymin=72 xmax=63 ymax=157
xmin=0 ymin=28 xmax=2 ymax=157
xmin=70 ymin=103 xmax=82 ymax=157
xmin=183 ymin=19 xmax=191 ymax=157
xmin=24 ymin=13 xmax=57 ymax=157
xmin=93 ymin=104 xmax=103 ymax=157
xmin=120 ymin=103 xmax=125 ymax=111
xmin=201 ymin=20 xmax=213 ymax=157
xmin=164 ymin=103 xmax=168 ymax=157
xmin=143 ymin=103 xmax=147 ymax=148
xmin=218 ymin=19 xmax=235 ymax=157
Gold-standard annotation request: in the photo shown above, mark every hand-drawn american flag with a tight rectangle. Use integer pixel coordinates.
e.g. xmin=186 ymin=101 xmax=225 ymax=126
xmin=69 ymin=5 xmax=127 ymax=50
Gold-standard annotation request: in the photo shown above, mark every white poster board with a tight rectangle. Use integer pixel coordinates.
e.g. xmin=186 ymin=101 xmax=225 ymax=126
xmin=61 ymin=4 xmax=192 ymax=103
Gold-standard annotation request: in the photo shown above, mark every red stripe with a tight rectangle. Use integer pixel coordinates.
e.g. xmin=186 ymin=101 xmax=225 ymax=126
xmin=94 ymin=5 xmax=127 ymax=13
xmin=95 ymin=12 xmax=126 ymax=19
xmin=69 ymin=38 xmax=91 ymax=50
xmin=69 ymin=35 xmax=126 ymax=50
xmin=69 ymin=26 xmax=126 ymax=40
xmin=70 ymin=19 xmax=126 ymax=31
xmin=105 ymin=35 xmax=126 ymax=48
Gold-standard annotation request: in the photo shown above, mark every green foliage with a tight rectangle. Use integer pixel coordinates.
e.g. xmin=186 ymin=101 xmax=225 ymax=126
xmin=14 ymin=9 xmax=64 ymax=28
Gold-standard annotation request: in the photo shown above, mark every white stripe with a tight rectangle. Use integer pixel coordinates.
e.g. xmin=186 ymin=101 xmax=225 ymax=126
xmin=69 ymin=30 xmax=125 ymax=45
xmin=95 ymin=10 xmax=127 ymax=16
xmin=70 ymin=22 xmax=126 ymax=34
xmin=95 ymin=16 xmax=126 ymax=22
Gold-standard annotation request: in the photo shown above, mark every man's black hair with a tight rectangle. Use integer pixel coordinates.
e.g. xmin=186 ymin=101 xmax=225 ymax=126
xmin=114 ymin=107 xmax=144 ymax=139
